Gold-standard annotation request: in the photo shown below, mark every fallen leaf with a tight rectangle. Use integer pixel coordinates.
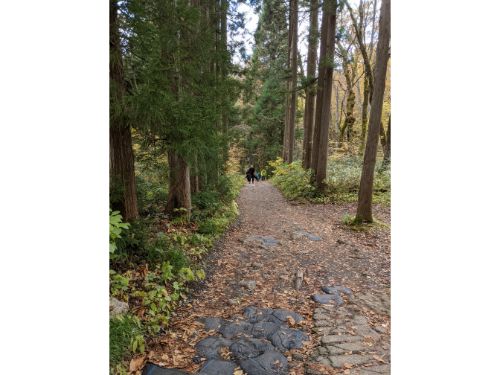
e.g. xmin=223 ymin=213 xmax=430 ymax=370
xmin=129 ymin=355 xmax=146 ymax=372
xmin=373 ymin=354 xmax=386 ymax=363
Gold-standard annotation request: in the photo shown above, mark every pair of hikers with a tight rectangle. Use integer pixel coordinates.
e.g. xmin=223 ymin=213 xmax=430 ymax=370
xmin=245 ymin=166 xmax=259 ymax=184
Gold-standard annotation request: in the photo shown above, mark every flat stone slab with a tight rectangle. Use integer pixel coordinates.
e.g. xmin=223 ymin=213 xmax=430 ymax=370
xmin=240 ymin=350 xmax=288 ymax=375
xmin=334 ymin=342 xmax=369 ymax=352
xmin=357 ymin=364 xmax=391 ymax=374
xmin=291 ymin=230 xmax=322 ymax=241
xmin=328 ymin=354 xmax=372 ymax=368
xmin=322 ymin=335 xmax=363 ymax=344
xmin=198 ymin=360 xmax=237 ymax=375
xmin=142 ymin=364 xmax=189 ymax=375
xmin=322 ymin=285 xmax=353 ymax=298
xmin=242 ymin=235 xmax=280 ymax=248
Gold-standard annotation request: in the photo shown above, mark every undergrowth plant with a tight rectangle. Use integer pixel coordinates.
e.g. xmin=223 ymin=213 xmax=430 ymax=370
xmin=109 ymin=173 xmax=244 ymax=373
xmin=268 ymin=156 xmax=390 ymax=205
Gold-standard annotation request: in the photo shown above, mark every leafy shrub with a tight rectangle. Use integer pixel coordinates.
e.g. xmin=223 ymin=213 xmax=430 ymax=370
xmin=110 ymin=314 xmax=144 ymax=367
xmin=114 ymin=218 xmax=150 ymax=258
xmin=268 ymin=156 xmax=390 ymax=204
xmin=268 ymin=158 xmax=316 ymax=200
xmin=110 ymin=210 xmax=130 ymax=253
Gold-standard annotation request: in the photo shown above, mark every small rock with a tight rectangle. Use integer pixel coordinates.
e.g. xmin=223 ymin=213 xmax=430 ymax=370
xmin=312 ymin=294 xmax=335 ymax=304
xmin=239 ymin=280 xmax=257 ymax=291
xmin=228 ymin=298 xmax=239 ymax=306
xmin=198 ymin=359 xmax=237 ymax=375
xmin=110 ymin=297 xmax=129 ymax=317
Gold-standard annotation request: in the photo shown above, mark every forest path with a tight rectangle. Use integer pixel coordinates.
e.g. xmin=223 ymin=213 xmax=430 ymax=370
xmin=146 ymin=181 xmax=391 ymax=375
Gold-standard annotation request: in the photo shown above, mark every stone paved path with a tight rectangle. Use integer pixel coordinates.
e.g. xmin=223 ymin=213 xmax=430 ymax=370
xmin=146 ymin=181 xmax=390 ymax=375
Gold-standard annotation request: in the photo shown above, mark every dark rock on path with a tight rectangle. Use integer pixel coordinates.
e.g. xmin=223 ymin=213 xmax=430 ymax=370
xmin=142 ymin=363 xmax=189 ymax=375
xmin=270 ymin=327 xmax=308 ymax=351
xmin=251 ymin=321 xmax=281 ymax=339
xmin=240 ymin=350 xmax=288 ymax=375
xmin=195 ymin=336 xmax=232 ymax=359
xmin=230 ymin=337 xmax=275 ymax=360
xmin=198 ymin=359 xmax=237 ymax=375
xmin=219 ymin=321 xmax=253 ymax=339
xmin=200 ymin=317 xmax=224 ymax=331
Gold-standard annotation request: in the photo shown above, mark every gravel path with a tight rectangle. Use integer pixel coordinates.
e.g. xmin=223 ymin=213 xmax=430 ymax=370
xmin=146 ymin=181 xmax=391 ymax=375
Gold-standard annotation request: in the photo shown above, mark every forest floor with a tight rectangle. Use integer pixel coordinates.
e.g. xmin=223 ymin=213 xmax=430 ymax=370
xmin=142 ymin=181 xmax=391 ymax=375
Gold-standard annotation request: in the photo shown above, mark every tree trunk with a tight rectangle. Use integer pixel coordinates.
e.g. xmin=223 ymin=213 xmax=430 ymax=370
xmin=311 ymin=0 xmax=329 ymax=174
xmin=355 ymin=0 xmax=390 ymax=223
xmin=359 ymin=74 xmax=370 ymax=153
xmin=312 ymin=0 xmax=337 ymax=191
xmin=383 ymin=114 xmax=391 ymax=165
xmin=283 ymin=0 xmax=298 ymax=163
xmin=109 ymin=0 xmax=139 ymax=221
xmin=302 ymin=0 xmax=319 ymax=169
xmin=166 ymin=150 xmax=192 ymax=217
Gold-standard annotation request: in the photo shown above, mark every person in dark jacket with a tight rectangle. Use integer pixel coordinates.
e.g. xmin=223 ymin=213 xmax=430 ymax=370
xmin=245 ymin=166 xmax=256 ymax=184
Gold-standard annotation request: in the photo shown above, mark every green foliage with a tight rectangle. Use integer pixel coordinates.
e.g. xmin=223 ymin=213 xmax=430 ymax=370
xmin=325 ymin=156 xmax=391 ymax=204
xmin=268 ymin=156 xmax=390 ymax=205
xmin=110 ymin=314 xmax=144 ymax=367
xmin=269 ymin=158 xmax=317 ymax=201
xmin=109 ymin=210 xmax=130 ymax=253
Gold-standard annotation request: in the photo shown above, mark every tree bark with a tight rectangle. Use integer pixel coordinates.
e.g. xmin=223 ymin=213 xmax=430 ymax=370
xmin=311 ymin=0 xmax=329 ymax=174
xmin=383 ymin=114 xmax=391 ymax=165
xmin=355 ymin=0 xmax=390 ymax=223
xmin=312 ymin=0 xmax=337 ymax=191
xmin=166 ymin=150 xmax=192 ymax=217
xmin=359 ymin=74 xmax=369 ymax=153
xmin=109 ymin=0 xmax=139 ymax=221
xmin=283 ymin=0 xmax=298 ymax=163
xmin=302 ymin=0 xmax=319 ymax=169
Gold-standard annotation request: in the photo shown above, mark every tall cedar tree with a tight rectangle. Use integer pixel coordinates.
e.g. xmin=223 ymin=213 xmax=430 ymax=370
xmin=244 ymin=0 xmax=288 ymax=167
xmin=302 ymin=0 xmax=319 ymax=169
xmin=283 ymin=0 xmax=298 ymax=162
xmin=110 ymin=0 xmax=139 ymax=221
xmin=355 ymin=0 xmax=390 ymax=222
xmin=311 ymin=0 xmax=338 ymax=190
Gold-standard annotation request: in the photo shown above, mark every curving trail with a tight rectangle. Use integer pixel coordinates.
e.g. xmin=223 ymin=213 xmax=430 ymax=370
xmin=147 ymin=181 xmax=391 ymax=375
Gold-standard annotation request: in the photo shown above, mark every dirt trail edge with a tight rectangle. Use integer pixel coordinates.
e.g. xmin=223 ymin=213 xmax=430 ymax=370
xmin=146 ymin=181 xmax=391 ymax=375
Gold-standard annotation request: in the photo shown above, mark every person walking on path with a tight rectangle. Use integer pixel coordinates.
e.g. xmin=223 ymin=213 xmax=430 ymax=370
xmin=245 ymin=166 xmax=257 ymax=184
